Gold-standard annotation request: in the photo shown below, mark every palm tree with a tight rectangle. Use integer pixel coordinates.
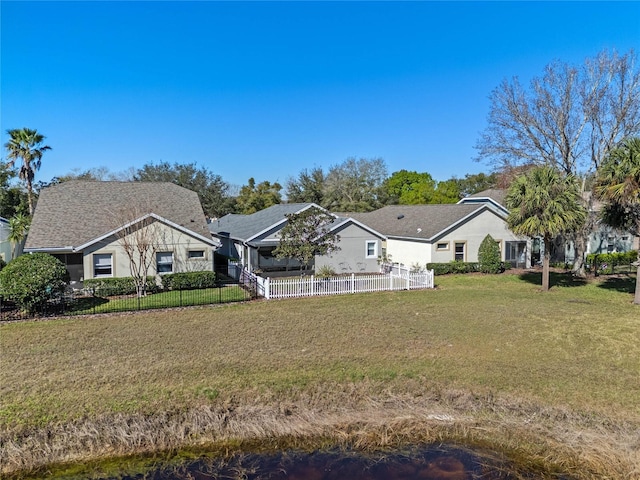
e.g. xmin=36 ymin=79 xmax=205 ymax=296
xmin=8 ymin=213 xmax=30 ymax=260
xmin=595 ymin=137 xmax=640 ymax=305
xmin=4 ymin=128 xmax=52 ymax=215
xmin=506 ymin=166 xmax=586 ymax=291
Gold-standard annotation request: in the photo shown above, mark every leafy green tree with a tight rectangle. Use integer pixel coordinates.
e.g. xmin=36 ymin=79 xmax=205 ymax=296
xmin=273 ymin=206 xmax=340 ymax=271
xmin=7 ymin=213 xmax=30 ymax=259
xmin=324 ymin=157 xmax=387 ymax=212
xmin=431 ymin=179 xmax=461 ymax=204
xmin=454 ymin=172 xmax=498 ymax=197
xmin=134 ymin=161 xmax=232 ymax=218
xmin=384 ymin=170 xmax=437 ymax=204
xmin=0 ymin=253 xmax=68 ymax=314
xmin=285 ymin=167 xmax=326 ymax=204
xmin=0 ymin=163 xmax=29 ymax=218
xmin=506 ymin=166 xmax=586 ymax=291
xmin=478 ymin=234 xmax=503 ymax=274
xmin=4 ymin=128 xmax=52 ymax=215
xmin=236 ymin=177 xmax=282 ymax=214
xmin=595 ymin=137 xmax=640 ymax=304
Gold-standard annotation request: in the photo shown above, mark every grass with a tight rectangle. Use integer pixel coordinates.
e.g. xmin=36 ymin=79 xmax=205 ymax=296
xmin=66 ymin=285 xmax=249 ymax=314
xmin=1 ymin=271 xmax=639 ymax=478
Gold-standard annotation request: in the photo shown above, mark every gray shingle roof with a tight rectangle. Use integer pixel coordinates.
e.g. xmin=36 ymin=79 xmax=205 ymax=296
xmin=346 ymin=204 xmax=487 ymax=240
xmin=209 ymin=203 xmax=318 ymax=241
xmin=465 ymin=189 xmax=507 ymax=206
xmin=25 ymin=181 xmax=212 ymax=249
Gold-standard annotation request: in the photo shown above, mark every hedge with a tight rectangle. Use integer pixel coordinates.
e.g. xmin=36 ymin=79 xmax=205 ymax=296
xmin=427 ymin=261 xmax=480 ymax=275
xmin=161 ymin=271 xmax=217 ymax=290
xmin=586 ymin=250 xmax=638 ymax=275
xmin=84 ymin=276 xmax=159 ymax=295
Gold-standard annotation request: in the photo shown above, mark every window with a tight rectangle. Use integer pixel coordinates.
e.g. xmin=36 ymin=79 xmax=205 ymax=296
xmin=156 ymin=252 xmax=173 ymax=274
xmin=93 ymin=253 xmax=113 ymax=277
xmin=436 ymin=242 xmax=449 ymax=251
xmin=365 ymin=240 xmax=377 ymax=259
xmin=454 ymin=242 xmax=465 ymax=261
xmin=188 ymin=250 xmax=205 ymax=259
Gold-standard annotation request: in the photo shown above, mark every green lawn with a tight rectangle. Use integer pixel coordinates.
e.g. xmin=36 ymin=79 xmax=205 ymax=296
xmin=1 ymin=271 xmax=638 ymax=478
xmin=67 ymin=285 xmax=249 ymax=314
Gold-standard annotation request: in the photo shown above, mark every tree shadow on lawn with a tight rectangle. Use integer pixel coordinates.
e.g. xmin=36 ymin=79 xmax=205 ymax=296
xmin=518 ymin=271 xmax=587 ymax=289
xmin=596 ymin=274 xmax=636 ymax=294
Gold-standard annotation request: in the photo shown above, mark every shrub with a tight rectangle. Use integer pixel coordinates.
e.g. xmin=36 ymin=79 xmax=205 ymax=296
xmin=478 ymin=234 xmax=503 ymax=274
xmin=0 ymin=253 xmax=68 ymax=313
xmin=161 ymin=271 xmax=217 ymax=290
xmin=427 ymin=261 xmax=480 ymax=275
xmin=84 ymin=276 xmax=159 ymax=295
xmin=586 ymin=250 xmax=638 ymax=275
xmin=316 ymin=265 xmax=337 ymax=278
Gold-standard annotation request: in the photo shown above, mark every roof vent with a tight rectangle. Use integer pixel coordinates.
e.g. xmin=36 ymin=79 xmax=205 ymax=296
xmin=417 ymin=228 xmax=422 ymax=233
xmin=397 ymin=214 xmax=404 ymax=220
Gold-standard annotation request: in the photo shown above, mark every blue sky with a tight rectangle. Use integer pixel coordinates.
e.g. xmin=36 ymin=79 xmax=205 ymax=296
xmin=2 ymin=1 xmax=639 ymax=191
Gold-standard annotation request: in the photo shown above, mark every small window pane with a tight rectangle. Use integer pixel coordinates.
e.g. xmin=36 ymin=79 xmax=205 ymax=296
xmin=93 ymin=253 xmax=112 ymax=277
xmin=454 ymin=243 xmax=465 ymax=261
xmin=156 ymin=252 xmax=173 ymax=274
xmin=188 ymin=250 xmax=205 ymax=259
xmin=366 ymin=241 xmax=377 ymax=258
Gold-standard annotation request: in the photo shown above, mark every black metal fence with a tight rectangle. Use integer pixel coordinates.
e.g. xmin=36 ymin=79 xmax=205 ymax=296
xmin=0 ymin=277 xmax=259 ymax=322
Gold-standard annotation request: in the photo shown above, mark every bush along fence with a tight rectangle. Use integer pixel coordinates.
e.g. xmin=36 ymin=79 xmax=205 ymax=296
xmin=586 ymin=251 xmax=638 ymax=276
xmin=245 ymin=265 xmax=435 ymax=300
xmin=0 ymin=272 xmax=259 ymax=321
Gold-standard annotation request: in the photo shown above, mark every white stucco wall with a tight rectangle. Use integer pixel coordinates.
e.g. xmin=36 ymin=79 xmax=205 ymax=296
xmin=385 ymin=238 xmax=432 ymax=268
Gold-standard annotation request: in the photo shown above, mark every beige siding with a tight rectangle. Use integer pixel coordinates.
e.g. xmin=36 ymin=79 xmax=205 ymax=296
xmin=386 ymin=209 xmax=529 ymax=267
xmin=82 ymin=221 xmax=213 ymax=280
xmin=433 ymin=210 xmax=525 ymax=263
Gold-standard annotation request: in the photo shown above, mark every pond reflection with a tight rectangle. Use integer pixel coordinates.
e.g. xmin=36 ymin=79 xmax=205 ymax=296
xmin=121 ymin=446 xmax=528 ymax=480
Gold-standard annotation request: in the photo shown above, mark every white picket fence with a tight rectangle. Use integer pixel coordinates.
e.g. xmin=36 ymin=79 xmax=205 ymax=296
xmin=247 ymin=268 xmax=434 ymax=300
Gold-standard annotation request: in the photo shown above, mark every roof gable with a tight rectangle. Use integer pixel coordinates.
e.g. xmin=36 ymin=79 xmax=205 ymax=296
xmin=209 ymin=203 xmax=325 ymax=242
xmin=348 ymin=204 xmax=501 ymax=241
xmin=25 ymin=181 xmax=212 ymax=250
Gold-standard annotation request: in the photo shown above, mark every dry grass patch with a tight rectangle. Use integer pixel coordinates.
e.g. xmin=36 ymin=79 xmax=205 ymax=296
xmin=1 ymin=272 xmax=639 ymax=477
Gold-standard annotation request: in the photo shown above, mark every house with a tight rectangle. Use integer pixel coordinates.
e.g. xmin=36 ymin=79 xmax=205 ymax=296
xmin=0 ymin=217 xmax=11 ymax=263
xmin=209 ymin=203 xmax=386 ymax=276
xmin=461 ymin=189 xmax=638 ymax=264
xmin=24 ymin=181 xmax=220 ymax=287
xmin=349 ymin=203 xmax=531 ymax=269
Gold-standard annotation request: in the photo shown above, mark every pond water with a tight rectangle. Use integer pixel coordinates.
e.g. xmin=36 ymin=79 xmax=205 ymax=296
xmin=114 ymin=445 xmax=550 ymax=480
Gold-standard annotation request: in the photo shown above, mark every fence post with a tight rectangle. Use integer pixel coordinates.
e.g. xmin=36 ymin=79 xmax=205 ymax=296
xmin=351 ymin=273 xmax=355 ymax=293
xmin=265 ymin=277 xmax=270 ymax=300
xmin=311 ymin=275 xmax=315 ymax=296
xmin=406 ymin=272 xmax=410 ymax=290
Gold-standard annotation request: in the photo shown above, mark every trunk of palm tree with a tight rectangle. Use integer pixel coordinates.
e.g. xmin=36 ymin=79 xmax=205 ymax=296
xmin=634 ymin=248 xmax=640 ymax=305
xmin=542 ymin=237 xmax=552 ymax=291
xmin=26 ymin=184 xmax=35 ymax=216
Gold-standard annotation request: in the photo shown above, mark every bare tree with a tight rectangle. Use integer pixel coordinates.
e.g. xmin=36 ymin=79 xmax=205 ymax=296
xmin=324 ymin=157 xmax=388 ymax=212
xmin=476 ymin=50 xmax=640 ymax=275
xmin=109 ymin=204 xmax=165 ymax=296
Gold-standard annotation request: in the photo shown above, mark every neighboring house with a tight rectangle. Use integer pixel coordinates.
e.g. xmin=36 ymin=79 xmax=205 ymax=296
xmin=0 ymin=217 xmax=11 ymax=263
xmin=209 ymin=203 xmax=386 ymax=276
xmin=24 ymin=181 xmax=220 ymax=287
xmin=462 ymin=189 xmax=638 ymax=264
xmin=349 ymin=203 xmax=531 ymax=269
